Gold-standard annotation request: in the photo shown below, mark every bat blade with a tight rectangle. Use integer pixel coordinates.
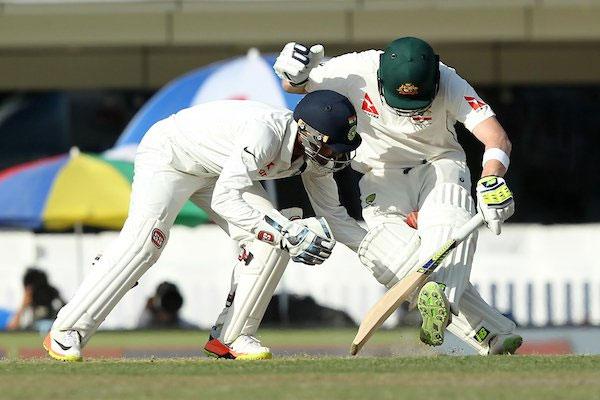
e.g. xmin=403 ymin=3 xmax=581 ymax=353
xmin=350 ymin=270 xmax=427 ymax=355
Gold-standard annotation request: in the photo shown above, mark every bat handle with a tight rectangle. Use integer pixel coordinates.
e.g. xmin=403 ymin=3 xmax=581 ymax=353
xmin=452 ymin=213 xmax=485 ymax=242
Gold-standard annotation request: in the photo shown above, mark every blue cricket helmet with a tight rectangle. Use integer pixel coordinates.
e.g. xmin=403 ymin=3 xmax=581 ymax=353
xmin=293 ymin=90 xmax=361 ymax=154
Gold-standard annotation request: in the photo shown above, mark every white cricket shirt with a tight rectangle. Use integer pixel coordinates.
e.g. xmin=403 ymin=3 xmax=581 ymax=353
xmin=161 ymin=100 xmax=365 ymax=249
xmin=306 ymin=50 xmax=495 ymax=171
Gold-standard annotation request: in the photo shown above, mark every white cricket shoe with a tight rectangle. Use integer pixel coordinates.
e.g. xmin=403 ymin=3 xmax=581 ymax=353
xmin=488 ymin=333 xmax=523 ymax=355
xmin=204 ymin=334 xmax=272 ymax=360
xmin=43 ymin=330 xmax=83 ymax=362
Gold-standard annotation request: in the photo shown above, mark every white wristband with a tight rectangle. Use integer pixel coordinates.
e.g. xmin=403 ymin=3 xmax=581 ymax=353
xmin=482 ymin=148 xmax=510 ymax=170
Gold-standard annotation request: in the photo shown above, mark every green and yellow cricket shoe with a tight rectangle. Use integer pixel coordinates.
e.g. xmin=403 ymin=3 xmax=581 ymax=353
xmin=417 ymin=281 xmax=450 ymax=347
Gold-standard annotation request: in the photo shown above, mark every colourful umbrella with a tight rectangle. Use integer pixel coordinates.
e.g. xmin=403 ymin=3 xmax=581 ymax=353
xmin=106 ymin=48 xmax=304 ymax=161
xmin=0 ymin=148 xmax=209 ymax=231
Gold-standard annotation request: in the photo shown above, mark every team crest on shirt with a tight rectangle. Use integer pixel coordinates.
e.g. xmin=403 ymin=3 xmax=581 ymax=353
xmin=365 ymin=193 xmax=376 ymax=205
xmin=397 ymin=83 xmax=419 ymax=96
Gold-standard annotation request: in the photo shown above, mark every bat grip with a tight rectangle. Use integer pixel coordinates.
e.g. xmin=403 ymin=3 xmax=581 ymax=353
xmin=451 ymin=213 xmax=484 ymax=242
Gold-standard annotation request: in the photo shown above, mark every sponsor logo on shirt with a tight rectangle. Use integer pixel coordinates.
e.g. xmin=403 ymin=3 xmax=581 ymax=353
xmin=411 ymin=107 xmax=433 ymax=125
xmin=258 ymin=162 xmax=275 ymax=177
xmin=151 ymin=228 xmax=166 ymax=248
xmin=464 ymin=96 xmax=488 ymax=111
xmin=361 ymin=93 xmax=380 ymax=118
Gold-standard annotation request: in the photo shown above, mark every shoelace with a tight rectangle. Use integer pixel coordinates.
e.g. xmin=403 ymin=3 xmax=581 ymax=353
xmin=63 ymin=330 xmax=81 ymax=347
xmin=238 ymin=335 xmax=261 ymax=348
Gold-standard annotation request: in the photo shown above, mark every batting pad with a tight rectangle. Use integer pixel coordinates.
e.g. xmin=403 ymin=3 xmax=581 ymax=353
xmin=418 ymin=183 xmax=477 ymax=310
xmin=358 ymin=220 xmax=421 ymax=289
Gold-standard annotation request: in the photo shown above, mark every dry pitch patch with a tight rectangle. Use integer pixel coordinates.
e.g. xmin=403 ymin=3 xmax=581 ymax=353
xmin=1 ymin=356 xmax=600 ymax=400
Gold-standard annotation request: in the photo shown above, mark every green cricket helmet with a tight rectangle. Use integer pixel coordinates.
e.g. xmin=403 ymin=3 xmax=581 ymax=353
xmin=377 ymin=37 xmax=440 ymax=116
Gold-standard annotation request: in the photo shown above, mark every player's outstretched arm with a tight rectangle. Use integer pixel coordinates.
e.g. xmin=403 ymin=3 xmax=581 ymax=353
xmin=472 ymin=116 xmax=514 ymax=235
xmin=301 ymin=169 xmax=366 ymax=252
xmin=472 ymin=116 xmax=512 ymax=177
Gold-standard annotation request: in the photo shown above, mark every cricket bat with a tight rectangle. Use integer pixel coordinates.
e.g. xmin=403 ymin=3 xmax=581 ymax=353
xmin=350 ymin=213 xmax=484 ymax=356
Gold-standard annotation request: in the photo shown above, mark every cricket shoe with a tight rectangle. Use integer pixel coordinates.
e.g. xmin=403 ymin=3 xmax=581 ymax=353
xmin=488 ymin=333 xmax=523 ymax=355
xmin=204 ymin=334 xmax=272 ymax=360
xmin=43 ymin=330 xmax=83 ymax=362
xmin=417 ymin=281 xmax=451 ymax=347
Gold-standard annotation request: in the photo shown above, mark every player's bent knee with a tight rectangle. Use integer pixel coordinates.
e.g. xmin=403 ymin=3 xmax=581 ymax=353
xmin=358 ymin=220 xmax=420 ymax=288
xmin=419 ymin=183 xmax=475 ymax=229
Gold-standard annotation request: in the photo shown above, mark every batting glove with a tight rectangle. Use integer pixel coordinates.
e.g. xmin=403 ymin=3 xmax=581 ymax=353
xmin=476 ymin=176 xmax=515 ymax=235
xmin=274 ymin=42 xmax=324 ymax=87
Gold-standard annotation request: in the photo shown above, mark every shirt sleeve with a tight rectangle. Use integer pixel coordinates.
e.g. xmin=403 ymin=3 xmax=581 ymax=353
xmin=305 ymin=52 xmax=368 ymax=96
xmin=211 ymin=120 xmax=279 ymax=233
xmin=443 ymin=64 xmax=496 ymax=132
xmin=301 ymin=165 xmax=367 ymax=252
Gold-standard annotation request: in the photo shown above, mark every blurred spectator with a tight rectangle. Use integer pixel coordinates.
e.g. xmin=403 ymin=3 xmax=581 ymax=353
xmin=263 ymin=294 xmax=356 ymax=328
xmin=7 ymin=267 xmax=64 ymax=332
xmin=137 ymin=282 xmax=196 ymax=329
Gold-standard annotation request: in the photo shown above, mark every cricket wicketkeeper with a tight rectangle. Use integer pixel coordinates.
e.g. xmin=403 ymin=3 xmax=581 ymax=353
xmin=275 ymin=37 xmax=521 ymax=355
xmin=43 ymin=90 xmax=367 ymax=361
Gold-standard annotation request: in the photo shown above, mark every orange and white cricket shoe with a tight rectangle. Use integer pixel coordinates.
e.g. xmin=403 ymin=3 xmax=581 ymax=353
xmin=43 ymin=330 xmax=83 ymax=362
xmin=204 ymin=334 xmax=272 ymax=360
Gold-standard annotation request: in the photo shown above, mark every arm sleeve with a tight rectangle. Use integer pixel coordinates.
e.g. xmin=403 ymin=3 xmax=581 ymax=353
xmin=444 ymin=65 xmax=496 ymax=132
xmin=305 ymin=52 xmax=366 ymax=95
xmin=211 ymin=121 xmax=279 ymax=233
xmin=301 ymin=167 xmax=367 ymax=252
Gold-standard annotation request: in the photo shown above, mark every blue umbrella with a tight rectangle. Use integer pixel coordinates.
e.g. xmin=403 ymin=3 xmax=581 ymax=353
xmin=107 ymin=49 xmax=304 ymax=161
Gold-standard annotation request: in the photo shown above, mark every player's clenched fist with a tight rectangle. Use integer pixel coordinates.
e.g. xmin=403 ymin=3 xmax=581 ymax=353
xmin=255 ymin=212 xmax=335 ymax=265
xmin=476 ymin=176 xmax=515 ymax=235
xmin=274 ymin=42 xmax=324 ymax=87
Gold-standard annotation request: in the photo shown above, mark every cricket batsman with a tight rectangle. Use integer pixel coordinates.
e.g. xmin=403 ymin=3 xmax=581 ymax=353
xmin=43 ymin=90 xmax=367 ymax=361
xmin=275 ymin=37 xmax=522 ymax=355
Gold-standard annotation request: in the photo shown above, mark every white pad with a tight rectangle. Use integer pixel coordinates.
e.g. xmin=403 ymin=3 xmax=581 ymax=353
xmin=358 ymin=220 xmax=421 ymax=289
xmin=53 ymin=215 xmax=171 ymax=345
xmin=446 ymin=283 xmax=517 ymax=355
xmin=214 ymin=207 xmax=302 ymax=344
xmin=418 ymin=183 xmax=477 ymax=311
xmin=216 ymin=240 xmax=290 ymax=344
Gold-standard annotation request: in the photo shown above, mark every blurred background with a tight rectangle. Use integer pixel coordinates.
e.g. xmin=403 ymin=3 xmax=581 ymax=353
xmin=1 ymin=0 xmax=600 ymax=357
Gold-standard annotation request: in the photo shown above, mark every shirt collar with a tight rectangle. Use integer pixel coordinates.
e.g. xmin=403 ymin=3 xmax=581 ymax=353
xmin=280 ymin=119 xmax=299 ymax=165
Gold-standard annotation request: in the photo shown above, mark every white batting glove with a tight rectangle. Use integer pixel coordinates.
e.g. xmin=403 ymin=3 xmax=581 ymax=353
xmin=273 ymin=42 xmax=324 ymax=87
xmin=255 ymin=212 xmax=335 ymax=265
xmin=476 ymin=176 xmax=515 ymax=235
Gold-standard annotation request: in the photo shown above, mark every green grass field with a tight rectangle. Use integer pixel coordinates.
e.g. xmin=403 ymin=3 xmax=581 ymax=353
xmin=1 ymin=330 xmax=600 ymax=400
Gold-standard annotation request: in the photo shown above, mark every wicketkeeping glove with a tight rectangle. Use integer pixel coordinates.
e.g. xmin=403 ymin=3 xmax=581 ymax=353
xmin=476 ymin=176 xmax=515 ymax=235
xmin=255 ymin=212 xmax=335 ymax=265
xmin=273 ymin=42 xmax=324 ymax=87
